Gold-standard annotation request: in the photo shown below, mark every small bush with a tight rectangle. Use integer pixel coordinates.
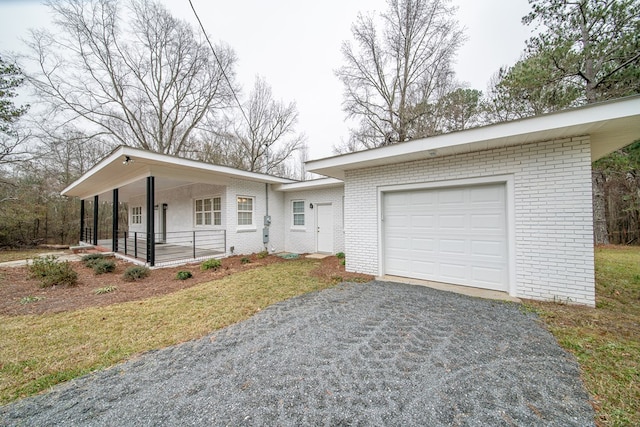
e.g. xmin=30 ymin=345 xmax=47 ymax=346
xmin=81 ymin=253 xmax=105 ymax=267
xmin=20 ymin=296 xmax=45 ymax=305
xmin=257 ymin=250 xmax=268 ymax=259
xmin=176 ymin=270 xmax=192 ymax=280
xmin=201 ymin=258 xmax=222 ymax=271
xmin=28 ymin=255 xmax=78 ymax=288
xmin=340 ymin=258 xmax=346 ymax=266
xmin=92 ymin=259 xmax=116 ymax=275
xmin=122 ymin=265 xmax=150 ymax=282
xmin=240 ymin=257 xmax=251 ymax=264
xmin=95 ymin=286 xmax=117 ymax=295
xmin=336 ymin=252 xmax=345 ymax=259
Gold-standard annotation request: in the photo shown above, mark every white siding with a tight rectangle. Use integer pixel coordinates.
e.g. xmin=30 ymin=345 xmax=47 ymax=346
xmin=283 ymin=186 xmax=345 ymax=254
xmin=345 ymin=136 xmax=595 ymax=306
xmin=125 ymin=181 xmax=284 ymax=256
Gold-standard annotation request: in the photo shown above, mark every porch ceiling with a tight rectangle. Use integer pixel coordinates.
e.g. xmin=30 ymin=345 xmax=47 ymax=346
xmin=62 ymin=146 xmax=296 ymax=200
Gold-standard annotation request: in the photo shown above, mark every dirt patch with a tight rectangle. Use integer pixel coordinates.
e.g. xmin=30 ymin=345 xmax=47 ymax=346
xmin=0 ymin=254 xmax=372 ymax=316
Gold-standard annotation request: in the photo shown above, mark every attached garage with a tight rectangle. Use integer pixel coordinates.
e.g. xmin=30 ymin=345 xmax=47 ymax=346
xmin=382 ymin=182 xmax=509 ymax=292
xmin=306 ymin=96 xmax=640 ymax=306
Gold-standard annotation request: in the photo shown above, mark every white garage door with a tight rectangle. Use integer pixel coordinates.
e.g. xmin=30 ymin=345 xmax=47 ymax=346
xmin=383 ymin=184 xmax=508 ymax=292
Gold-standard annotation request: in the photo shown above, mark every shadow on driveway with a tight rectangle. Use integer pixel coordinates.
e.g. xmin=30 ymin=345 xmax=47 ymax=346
xmin=1 ymin=281 xmax=594 ymax=426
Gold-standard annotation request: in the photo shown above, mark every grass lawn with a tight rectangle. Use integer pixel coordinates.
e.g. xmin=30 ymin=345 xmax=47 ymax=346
xmin=0 ymin=249 xmax=60 ymax=263
xmin=1 ymin=247 xmax=638 ymax=427
xmin=0 ymin=258 xmax=337 ymax=404
xmin=528 ymin=245 xmax=640 ymax=427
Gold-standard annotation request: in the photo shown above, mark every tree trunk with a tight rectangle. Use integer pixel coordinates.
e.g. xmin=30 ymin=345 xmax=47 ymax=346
xmin=592 ymin=169 xmax=609 ymax=244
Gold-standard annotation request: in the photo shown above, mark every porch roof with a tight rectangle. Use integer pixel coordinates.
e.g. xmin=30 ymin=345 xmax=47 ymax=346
xmin=306 ymin=95 xmax=640 ymax=180
xmin=61 ymin=146 xmax=296 ymax=200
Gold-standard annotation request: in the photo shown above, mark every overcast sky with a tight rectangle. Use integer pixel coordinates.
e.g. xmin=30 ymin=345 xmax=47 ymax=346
xmin=0 ymin=0 xmax=532 ymax=160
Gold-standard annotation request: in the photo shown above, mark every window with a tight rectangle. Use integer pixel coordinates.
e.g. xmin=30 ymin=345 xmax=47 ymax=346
xmin=195 ymin=197 xmax=221 ymax=226
xmin=292 ymin=200 xmax=305 ymax=226
xmin=237 ymin=196 xmax=254 ymax=226
xmin=132 ymin=206 xmax=142 ymax=224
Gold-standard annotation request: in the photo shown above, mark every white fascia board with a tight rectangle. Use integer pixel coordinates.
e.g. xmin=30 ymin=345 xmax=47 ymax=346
xmin=307 ymin=96 xmax=640 ymax=179
xmin=62 ymin=146 xmax=296 ymax=197
xmin=275 ymin=177 xmax=344 ymax=192
xmin=61 ymin=146 xmax=128 ymax=197
xmin=122 ymin=147 xmax=296 ymax=184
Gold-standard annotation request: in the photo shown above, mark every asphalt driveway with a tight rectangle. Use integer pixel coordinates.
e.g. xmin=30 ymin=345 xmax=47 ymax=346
xmin=1 ymin=281 xmax=594 ymax=426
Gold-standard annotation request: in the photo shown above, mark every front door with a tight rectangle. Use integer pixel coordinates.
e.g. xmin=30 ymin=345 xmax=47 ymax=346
xmin=316 ymin=203 xmax=333 ymax=253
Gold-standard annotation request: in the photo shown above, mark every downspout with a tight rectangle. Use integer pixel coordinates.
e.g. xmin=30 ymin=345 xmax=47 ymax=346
xmin=264 ymin=144 xmax=270 ymax=251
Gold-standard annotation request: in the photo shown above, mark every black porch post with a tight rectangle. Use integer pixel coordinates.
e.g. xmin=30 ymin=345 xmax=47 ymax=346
xmin=80 ymin=199 xmax=85 ymax=243
xmin=146 ymin=176 xmax=155 ymax=266
xmin=112 ymin=188 xmax=119 ymax=252
xmin=93 ymin=195 xmax=99 ymax=246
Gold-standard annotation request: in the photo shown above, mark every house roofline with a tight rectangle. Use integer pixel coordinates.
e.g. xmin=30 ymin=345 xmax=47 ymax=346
xmin=62 ymin=146 xmax=297 ymax=198
xmin=275 ymin=177 xmax=344 ymax=192
xmin=306 ymin=95 xmax=640 ymax=179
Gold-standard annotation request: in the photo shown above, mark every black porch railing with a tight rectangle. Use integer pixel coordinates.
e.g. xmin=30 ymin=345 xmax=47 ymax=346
xmin=82 ymin=228 xmax=226 ymax=266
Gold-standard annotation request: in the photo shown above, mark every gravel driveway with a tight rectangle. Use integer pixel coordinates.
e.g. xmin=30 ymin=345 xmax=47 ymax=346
xmin=1 ymin=281 xmax=594 ymax=426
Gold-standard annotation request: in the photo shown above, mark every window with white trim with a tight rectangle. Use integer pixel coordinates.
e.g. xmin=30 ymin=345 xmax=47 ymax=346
xmin=292 ymin=200 xmax=305 ymax=227
xmin=131 ymin=206 xmax=142 ymax=224
xmin=195 ymin=197 xmax=221 ymax=226
xmin=237 ymin=196 xmax=254 ymax=226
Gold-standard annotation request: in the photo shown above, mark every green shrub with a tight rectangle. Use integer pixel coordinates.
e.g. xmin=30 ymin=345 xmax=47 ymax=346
xmin=176 ymin=270 xmax=192 ymax=280
xmin=81 ymin=253 xmax=105 ymax=267
xmin=340 ymin=258 xmax=346 ymax=266
xmin=92 ymin=259 xmax=116 ymax=275
xmin=122 ymin=265 xmax=150 ymax=282
xmin=201 ymin=258 xmax=222 ymax=271
xmin=27 ymin=255 xmax=78 ymax=288
xmin=336 ymin=252 xmax=345 ymax=259
xmin=20 ymin=296 xmax=45 ymax=305
xmin=257 ymin=250 xmax=268 ymax=259
xmin=240 ymin=257 xmax=251 ymax=264
xmin=95 ymin=286 xmax=117 ymax=295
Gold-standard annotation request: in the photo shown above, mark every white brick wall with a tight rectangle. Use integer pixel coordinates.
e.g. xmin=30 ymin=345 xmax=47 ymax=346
xmin=125 ymin=180 xmax=284 ymax=257
xmin=224 ymin=179 xmax=284 ymax=256
xmin=283 ymin=186 xmax=345 ymax=254
xmin=345 ymin=136 xmax=595 ymax=306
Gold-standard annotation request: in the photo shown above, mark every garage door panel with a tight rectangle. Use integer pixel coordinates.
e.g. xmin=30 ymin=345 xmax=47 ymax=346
xmin=439 ymin=214 xmax=467 ymax=229
xmin=439 ymin=263 xmax=468 ymax=281
xmin=383 ymin=183 xmax=508 ymax=292
xmin=470 ymin=185 xmax=504 ymax=203
xmin=471 ymin=266 xmax=507 ymax=290
xmin=470 ymin=213 xmax=504 ymax=231
xmin=437 ymin=188 xmax=465 ymax=205
xmin=411 ymin=237 xmax=436 ymax=252
xmin=410 ymin=191 xmax=437 ymax=206
xmin=411 ymin=214 xmax=435 ymax=229
xmin=411 ymin=260 xmax=436 ymax=275
xmin=439 ymin=239 xmax=466 ymax=255
xmin=470 ymin=240 xmax=504 ymax=257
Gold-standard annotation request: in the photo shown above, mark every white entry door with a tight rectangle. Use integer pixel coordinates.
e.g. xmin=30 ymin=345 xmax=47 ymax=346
xmin=383 ymin=184 xmax=508 ymax=291
xmin=316 ymin=204 xmax=334 ymax=253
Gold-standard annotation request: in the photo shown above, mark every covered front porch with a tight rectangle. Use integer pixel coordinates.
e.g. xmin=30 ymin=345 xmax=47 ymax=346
xmin=63 ymin=146 xmax=293 ymax=267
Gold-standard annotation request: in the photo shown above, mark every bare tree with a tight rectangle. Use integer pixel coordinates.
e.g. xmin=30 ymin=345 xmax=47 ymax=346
xmin=336 ymin=0 xmax=465 ymax=151
xmin=196 ymin=76 xmax=304 ymax=176
xmin=25 ymin=0 xmax=236 ymax=156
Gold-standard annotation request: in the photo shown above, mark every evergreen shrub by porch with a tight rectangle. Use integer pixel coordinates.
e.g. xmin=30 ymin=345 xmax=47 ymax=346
xmin=92 ymin=259 xmax=116 ymax=275
xmin=176 ymin=270 xmax=192 ymax=280
xmin=81 ymin=253 xmax=105 ymax=267
xmin=28 ymin=255 xmax=78 ymax=288
xmin=201 ymin=259 xmax=221 ymax=271
xmin=122 ymin=266 xmax=150 ymax=282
